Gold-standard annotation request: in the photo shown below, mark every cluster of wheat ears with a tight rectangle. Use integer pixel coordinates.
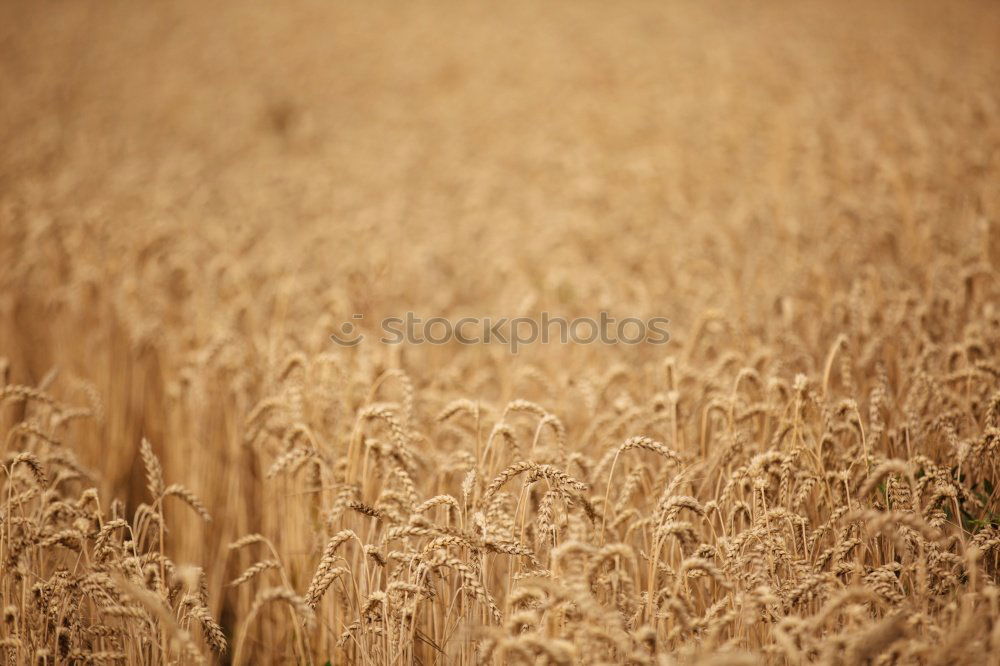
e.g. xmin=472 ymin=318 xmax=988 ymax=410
xmin=4 ymin=296 xmax=1000 ymax=664
xmin=2 ymin=0 xmax=1000 ymax=664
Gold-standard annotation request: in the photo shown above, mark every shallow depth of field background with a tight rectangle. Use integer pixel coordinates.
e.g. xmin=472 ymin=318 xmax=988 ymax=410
xmin=2 ymin=0 xmax=1000 ymax=664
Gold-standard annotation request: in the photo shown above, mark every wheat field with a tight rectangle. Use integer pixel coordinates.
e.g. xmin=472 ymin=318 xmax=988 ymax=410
xmin=2 ymin=0 xmax=1000 ymax=663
